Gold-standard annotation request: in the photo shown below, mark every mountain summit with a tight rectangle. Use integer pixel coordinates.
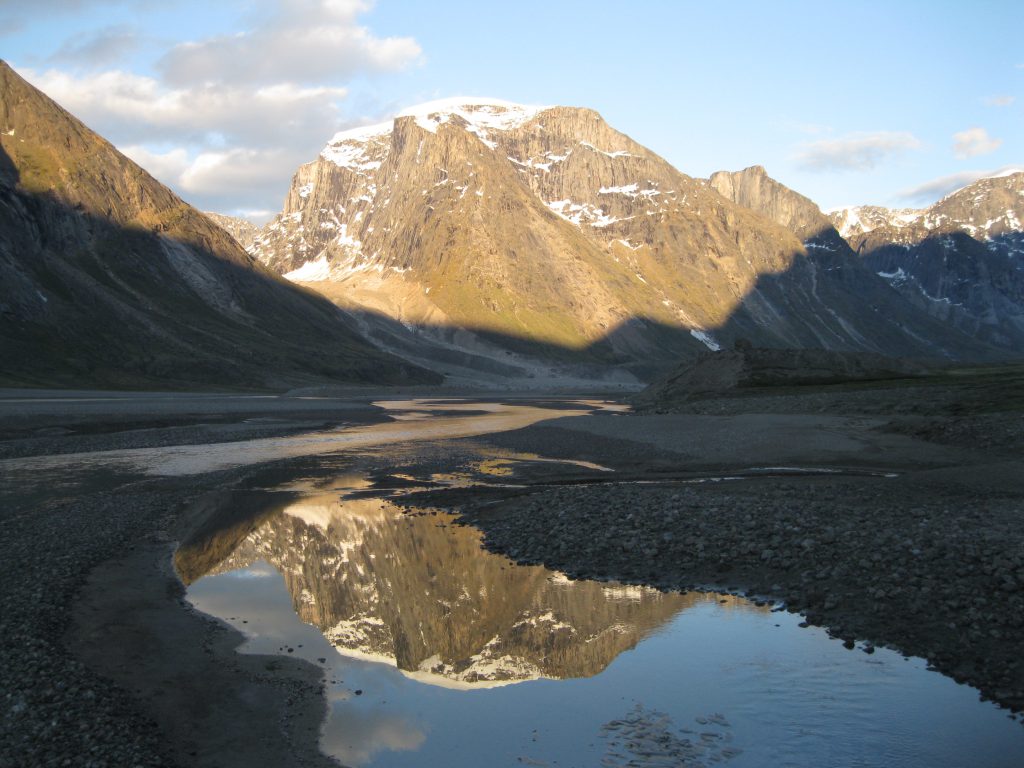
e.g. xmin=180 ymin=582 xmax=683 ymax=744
xmin=251 ymin=99 xmax=994 ymax=383
xmin=827 ymin=171 xmax=1024 ymax=349
xmin=0 ymin=61 xmax=436 ymax=389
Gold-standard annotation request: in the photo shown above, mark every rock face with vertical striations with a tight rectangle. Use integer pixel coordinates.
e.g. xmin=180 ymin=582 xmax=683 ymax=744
xmin=203 ymin=211 xmax=261 ymax=251
xmin=251 ymin=99 xmax=995 ymax=385
xmin=0 ymin=61 xmax=438 ymax=389
xmin=828 ymin=171 xmax=1024 ymax=350
xmin=709 ymin=165 xmax=850 ymax=252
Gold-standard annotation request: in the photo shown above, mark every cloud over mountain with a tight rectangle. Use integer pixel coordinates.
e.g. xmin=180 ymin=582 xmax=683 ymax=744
xmin=952 ymin=127 xmax=1002 ymax=159
xmin=899 ymin=165 xmax=1023 ymax=203
xmin=15 ymin=0 xmax=421 ymax=215
xmin=793 ymin=131 xmax=921 ymax=172
xmin=46 ymin=24 xmax=142 ymax=67
xmin=158 ymin=0 xmax=420 ymax=87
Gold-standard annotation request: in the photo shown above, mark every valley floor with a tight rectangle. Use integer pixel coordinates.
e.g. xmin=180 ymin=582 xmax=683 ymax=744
xmin=0 ymin=374 xmax=1022 ymax=766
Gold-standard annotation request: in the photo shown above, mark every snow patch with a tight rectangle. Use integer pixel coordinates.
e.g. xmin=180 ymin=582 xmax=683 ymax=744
xmin=600 ymin=183 xmax=639 ymax=195
xmin=579 ymin=141 xmax=632 ymax=158
xmin=399 ymin=97 xmax=547 ymax=132
xmin=877 ymin=267 xmax=908 ymax=282
xmin=398 ymin=98 xmax=547 ymax=151
xmin=546 ymin=199 xmax=622 ymax=228
xmin=689 ymin=329 xmax=721 ymax=351
xmin=284 ymin=255 xmax=331 ymax=282
xmin=324 ymin=121 xmax=391 ymax=145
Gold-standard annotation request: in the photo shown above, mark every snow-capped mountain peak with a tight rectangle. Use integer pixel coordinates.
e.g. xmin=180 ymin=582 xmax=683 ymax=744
xmin=320 ymin=97 xmax=549 ymax=167
xmin=397 ymin=96 xmax=549 ymax=133
xmin=826 ymin=205 xmax=924 ymax=239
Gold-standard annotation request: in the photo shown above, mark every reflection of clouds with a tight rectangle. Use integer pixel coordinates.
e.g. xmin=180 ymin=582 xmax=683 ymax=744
xmin=321 ymin=706 xmax=426 ymax=766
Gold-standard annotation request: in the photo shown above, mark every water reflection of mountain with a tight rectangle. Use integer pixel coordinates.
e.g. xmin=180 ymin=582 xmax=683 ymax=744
xmin=177 ymin=492 xmax=740 ymax=687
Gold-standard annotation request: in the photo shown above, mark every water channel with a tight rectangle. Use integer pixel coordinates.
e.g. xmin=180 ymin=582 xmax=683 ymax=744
xmin=172 ymin=399 xmax=1024 ymax=767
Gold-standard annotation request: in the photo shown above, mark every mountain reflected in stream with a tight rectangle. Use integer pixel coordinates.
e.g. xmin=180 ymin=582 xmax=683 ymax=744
xmin=181 ymin=469 xmax=1024 ymax=768
xmin=177 ymin=486 xmax=718 ymax=687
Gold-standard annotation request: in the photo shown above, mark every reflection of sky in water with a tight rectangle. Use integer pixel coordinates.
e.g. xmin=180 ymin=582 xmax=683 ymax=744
xmin=189 ymin=556 xmax=1024 ymax=768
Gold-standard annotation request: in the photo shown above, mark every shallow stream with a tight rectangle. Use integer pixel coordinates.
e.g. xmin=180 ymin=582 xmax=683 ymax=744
xmin=177 ymin=399 xmax=1024 ymax=767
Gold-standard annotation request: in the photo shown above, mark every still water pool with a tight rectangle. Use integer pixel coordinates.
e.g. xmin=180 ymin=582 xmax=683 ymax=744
xmin=182 ymin=481 xmax=1024 ymax=768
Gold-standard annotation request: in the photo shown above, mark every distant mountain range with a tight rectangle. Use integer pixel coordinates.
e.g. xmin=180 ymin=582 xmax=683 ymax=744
xmin=0 ymin=61 xmax=437 ymax=389
xmin=2 ymin=63 xmax=1020 ymax=390
xmin=827 ymin=172 xmax=1024 ymax=349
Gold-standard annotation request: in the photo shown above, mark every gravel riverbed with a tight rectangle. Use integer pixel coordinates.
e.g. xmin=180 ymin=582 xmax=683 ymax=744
xmin=458 ymin=475 xmax=1024 ymax=715
xmin=2 ymin=382 xmax=1021 ymax=767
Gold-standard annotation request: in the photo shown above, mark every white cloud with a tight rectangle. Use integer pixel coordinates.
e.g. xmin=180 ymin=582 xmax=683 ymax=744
xmin=179 ymin=147 xmax=307 ymax=201
xmin=48 ymin=24 xmax=141 ymax=67
xmin=952 ymin=127 xmax=1002 ymax=158
xmin=23 ymin=68 xmax=350 ymax=149
xmin=0 ymin=0 xmax=154 ymax=33
xmin=122 ymin=142 xmax=322 ymax=212
xmin=157 ymin=0 xmax=421 ymax=87
xmin=233 ymin=209 xmax=276 ymax=224
xmin=121 ymin=143 xmax=317 ymax=213
xmin=983 ymin=95 xmax=1015 ymax=107
xmin=898 ymin=165 xmax=1024 ymax=204
xmin=793 ymin=131 xmax=922 ymax=172
xmin=13 ymin=0 xmax=420 ymax=214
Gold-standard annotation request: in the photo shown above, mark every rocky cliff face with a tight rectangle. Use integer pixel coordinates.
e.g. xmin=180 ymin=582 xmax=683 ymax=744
xmin=709 ymin=165 xmax=848 ymax=251
xmin=177 ymin=492 xmax=710 ymax=686
xmin=251 ymin=100 xmax=985 ymax=384
xmin=828 ymin=172 xmax=1024 ymax=350
xmin=709 ymin=165 xmax=1002 ymax=361
xmin=0 ymin=61 xmax=436 ymax=389
xmin=203 ymin=211 xmax=260 ymax=251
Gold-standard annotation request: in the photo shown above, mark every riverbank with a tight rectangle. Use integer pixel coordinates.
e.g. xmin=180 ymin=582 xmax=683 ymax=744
xmin=441 ymin=373 xmax=1024 ymax=718
xmin=0 ymin=392 xmax=615 ymax=767
xmin=1 ymin=379 xmax=1021 ymax=767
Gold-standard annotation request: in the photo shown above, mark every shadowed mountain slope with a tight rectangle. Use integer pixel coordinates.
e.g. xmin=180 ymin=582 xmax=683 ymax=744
xmin=203 ymin=212 xmax=260 ymax=251
xmin=708 ymin=165 xmax=1005 ymax=359
xmin=828 ymin=172 xmax=1024 ymax=350
xmin=0 ymin=61 xmax=438 ymax=389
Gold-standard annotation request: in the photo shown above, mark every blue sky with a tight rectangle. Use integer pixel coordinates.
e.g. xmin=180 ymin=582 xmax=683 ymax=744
xmin=2 ymin=0 xmax=1021 ymax=220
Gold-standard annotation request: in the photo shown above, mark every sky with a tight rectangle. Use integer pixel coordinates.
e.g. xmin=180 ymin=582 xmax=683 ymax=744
xmin=2 ymin=0 xmax=1021 ymax=221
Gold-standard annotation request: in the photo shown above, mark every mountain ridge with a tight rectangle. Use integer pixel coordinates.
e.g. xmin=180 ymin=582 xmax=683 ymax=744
xmin=0 ymin=60 xmax=438 ymax=389
xmin=249 ymin=99 xmax=995 ymax=383
xmin=825 ymin=171 xmax=1024 ymax=349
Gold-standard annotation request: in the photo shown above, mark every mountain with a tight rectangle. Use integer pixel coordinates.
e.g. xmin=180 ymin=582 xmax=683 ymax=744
xmin=708 ymin=165 xmax=851 ymax=253
xmin=710 ymin=165 xmax=1021 ymax=358
xmin=203 ymin=211 xmax=260 ymax=251
xmin=250 ymin=99 xmax=989 ymax=385
xmin=828 ymin=171 xmax=1024 ymax=350
xmin=0 ymin=61 xmax=437 ymax=389
xmin=175 ymin=491 xmax=719 ymax=687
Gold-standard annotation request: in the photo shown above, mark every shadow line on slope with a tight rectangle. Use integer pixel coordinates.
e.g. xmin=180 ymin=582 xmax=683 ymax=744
xmin=0 ymin=142 xmax=440 ymax=390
